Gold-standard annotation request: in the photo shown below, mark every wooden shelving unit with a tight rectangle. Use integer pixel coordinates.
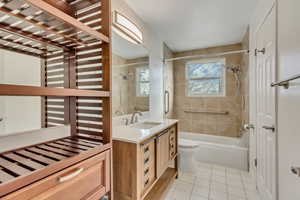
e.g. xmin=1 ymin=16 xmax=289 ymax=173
xmin=0 ymin=0 xmax=112 ymax=199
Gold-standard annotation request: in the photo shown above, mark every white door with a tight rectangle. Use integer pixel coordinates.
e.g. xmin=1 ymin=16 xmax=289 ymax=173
xmin=255 ymin=5 xmax=277 ymax=200
xmin=277 ymin=0 xmax=300 ymax=199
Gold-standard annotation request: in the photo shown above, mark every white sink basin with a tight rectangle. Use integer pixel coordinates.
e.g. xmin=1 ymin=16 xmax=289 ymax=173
xmin=132 ymin=122 xmax=162 ymax=129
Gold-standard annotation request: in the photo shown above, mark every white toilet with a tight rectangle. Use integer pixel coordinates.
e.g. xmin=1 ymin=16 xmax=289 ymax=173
xmin=178 ymin=139 xmax=199 ymax=173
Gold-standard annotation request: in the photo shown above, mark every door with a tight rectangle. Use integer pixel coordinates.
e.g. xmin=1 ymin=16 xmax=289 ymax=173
xmin=277 ymin=0 xmax=300 ymax=199
xmin=255 ymin=5 xmax=277 ymax=200
xmin=156 ymin=129 xmax=170 ymax=177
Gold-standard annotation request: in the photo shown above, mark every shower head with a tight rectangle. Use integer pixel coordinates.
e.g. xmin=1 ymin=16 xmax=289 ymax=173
xmin=120 ymin=72 xmax=134 ymax=80
xmin=225 ymin=65 xmax=241 ymax=74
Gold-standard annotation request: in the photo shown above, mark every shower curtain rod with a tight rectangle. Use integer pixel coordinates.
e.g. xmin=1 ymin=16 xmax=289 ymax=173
xmin=113 ymin=61 xmax=149 ymax=68
xmin=164 ymin=49 xmax=249 ymax=62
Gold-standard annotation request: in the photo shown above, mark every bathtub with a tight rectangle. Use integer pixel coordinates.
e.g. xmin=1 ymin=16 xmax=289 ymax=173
xmin=179 ymin=132 xmax=249 ymax=171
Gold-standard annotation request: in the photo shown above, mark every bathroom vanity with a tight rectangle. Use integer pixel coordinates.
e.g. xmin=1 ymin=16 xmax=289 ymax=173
xmin=113 ymin=120 xmax=178 ymax=200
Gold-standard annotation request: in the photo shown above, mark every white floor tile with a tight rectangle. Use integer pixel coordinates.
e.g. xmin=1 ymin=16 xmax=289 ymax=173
xmin=190 ymin=194 xmax=209 ymax=200
xmin=174 ymin=181 xmax=194 ymax=193
xmin=227 ymin=194 xmax=247 ymax=200
xmin=195 ymin=177 xmax=211 ymax=187
xmin=209 ymin=190 xmax=227 ymax=200
xmin=192 ymin=184 xmax=210 ymax=198
xmin=170 ymin=190 xmax=192 ymax=200
xmin=227 ymin=186 xmax=246 ymax=198
xmin=162 ymin=161 xmax=261 ymax=200
xmin=211 ymin=175 xmax=226 ymax=184
xmin=179 ymin=173 xmax=197 ymax=184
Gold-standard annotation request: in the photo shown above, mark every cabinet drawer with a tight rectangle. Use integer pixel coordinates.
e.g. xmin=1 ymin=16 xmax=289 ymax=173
xmin=169 ymin=126 xmax=177 ymax=160
xmin=141 ymin=139 xmax=155 ymax=192
xmin=3 ymin=150 xmax=110 ymax=200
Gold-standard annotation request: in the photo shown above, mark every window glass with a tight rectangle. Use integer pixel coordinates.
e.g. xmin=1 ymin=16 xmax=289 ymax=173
xmin=186 ymin=59 xmax=225 ymax=97
xmin=136 ymin=67 xmax=150 ymax=96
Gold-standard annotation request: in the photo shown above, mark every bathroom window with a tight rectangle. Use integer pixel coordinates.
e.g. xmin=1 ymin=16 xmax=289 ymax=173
xmin=186 ymin=58 xmax=225 ymax=97
xmin=136 ymin=67 xmax=150 ymax=97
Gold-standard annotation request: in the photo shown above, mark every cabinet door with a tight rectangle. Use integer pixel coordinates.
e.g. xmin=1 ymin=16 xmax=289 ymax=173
xmin=156 ymin=130 xmax=170 ymax=178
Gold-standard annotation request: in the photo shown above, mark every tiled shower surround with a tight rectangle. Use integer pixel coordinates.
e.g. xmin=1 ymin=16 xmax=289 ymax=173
xmin=173 ymin=40 xmax=249 ymax=137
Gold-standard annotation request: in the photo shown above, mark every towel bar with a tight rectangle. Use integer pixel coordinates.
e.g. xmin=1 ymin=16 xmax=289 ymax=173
xmin=271 ymin=74 xmax=300 ymax=89
xmin=184 ymin=110 xmax=229 ymax=115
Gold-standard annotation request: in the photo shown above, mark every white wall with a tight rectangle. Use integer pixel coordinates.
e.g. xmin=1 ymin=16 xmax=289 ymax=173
xmin=112 ymin=0 xmax=165 ymax=122
xmin=0 ymin=50 xmax=41 ymax=135
xmin=277 ymin=0 xmax=300 ymax=199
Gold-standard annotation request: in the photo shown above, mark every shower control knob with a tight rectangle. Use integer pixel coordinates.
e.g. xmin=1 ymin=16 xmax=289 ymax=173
xmin=244 ymin=124 xmax=255 ymax=130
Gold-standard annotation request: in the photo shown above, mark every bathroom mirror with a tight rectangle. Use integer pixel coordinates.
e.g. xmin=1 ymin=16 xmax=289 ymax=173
xmin=112 ymin=29 xmax=150 ymax=116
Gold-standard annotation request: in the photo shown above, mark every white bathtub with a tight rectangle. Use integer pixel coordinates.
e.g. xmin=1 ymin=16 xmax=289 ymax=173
xmin=179 ymin=132 xmax=249 ymax=171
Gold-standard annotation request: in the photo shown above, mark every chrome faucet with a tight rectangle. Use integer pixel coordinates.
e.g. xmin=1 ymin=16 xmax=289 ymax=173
xmin=130 ymin=111 xmax=143 ymax=124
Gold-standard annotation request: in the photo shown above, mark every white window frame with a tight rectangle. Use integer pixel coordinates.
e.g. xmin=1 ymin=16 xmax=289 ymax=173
xmin=136 ymin=66 xmax=150 ymax=97
xmin=185 ymin=58 xmax=226 ymax=97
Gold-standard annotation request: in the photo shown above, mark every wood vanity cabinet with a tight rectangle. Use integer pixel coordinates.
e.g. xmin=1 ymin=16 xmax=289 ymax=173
xmin=113 ymin=123 xmax=178 ymax=200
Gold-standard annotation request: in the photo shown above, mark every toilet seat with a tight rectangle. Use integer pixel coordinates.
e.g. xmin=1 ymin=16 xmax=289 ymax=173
xmin=179 ymin=139 xmax=199 ymax=148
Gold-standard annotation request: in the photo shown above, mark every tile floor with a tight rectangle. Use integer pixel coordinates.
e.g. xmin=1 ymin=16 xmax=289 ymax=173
xmin=165 ymin=162 xmax=261 ymax=200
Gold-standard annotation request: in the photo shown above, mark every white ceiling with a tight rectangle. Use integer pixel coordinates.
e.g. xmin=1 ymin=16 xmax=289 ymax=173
xmin=124 ymin=0 xmax=258 ymax=52
xmin=112 ymin=31 xmax=148 ymax=60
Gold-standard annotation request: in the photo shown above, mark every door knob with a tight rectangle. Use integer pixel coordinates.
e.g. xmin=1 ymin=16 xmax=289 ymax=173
xmin=255 ymin=48 xmax=266 ymax=56
xmin=291 ymin=167 xmax=300 ymax=177
xmin=0 ymin=118 xmax=3 ymax=122
xmin=262 ymin=125 xmax=275 ymax=132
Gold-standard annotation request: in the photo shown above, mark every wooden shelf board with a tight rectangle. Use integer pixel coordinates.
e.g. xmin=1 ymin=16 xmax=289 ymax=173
xmin=0 ymin=84 xmax=110 ymax=97
xmin=25 ymin=0 xmax=109 ymax=43
xmin=144 ymin=168 xmax=178 ymax=200
xmin=0 ymin=6 xmax=86 ymax=47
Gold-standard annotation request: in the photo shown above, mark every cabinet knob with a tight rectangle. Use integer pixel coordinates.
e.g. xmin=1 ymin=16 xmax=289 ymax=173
xmin=144 ymin=178 xmax=149 ymax=186
xmin=144 ymin=146 xmax=149 ymax=153
xmin=144 ymin=157 xmax=149 ymax=164
xmin=144 ymin=168 xmax=149 ymax=175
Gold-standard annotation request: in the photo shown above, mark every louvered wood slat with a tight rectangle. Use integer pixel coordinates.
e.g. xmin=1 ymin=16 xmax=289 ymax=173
xmin=27 ymin=147 xmax=66 ymax=161
xmin=53 ymin=141 xmax=90 ymax=151
xmin=46 ymin=143 xmax=84 ymax=153
xmin=37 ymin=145 xmax=76 ymax=157
xmin=64 ymin=138 xmax=98 ymax=148
xmin=16 ymin=150 xmax=56 ymax=165
xmin=4 ymin=154 xmax=45 ymax=170
xmin=0 ymin=170 xmax=15 ymax=183
xmin=0 ymin=158 xmax=32 ymax=176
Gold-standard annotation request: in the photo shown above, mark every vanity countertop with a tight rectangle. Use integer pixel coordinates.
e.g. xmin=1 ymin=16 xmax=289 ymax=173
xmin=112 ymin=119 xmax=178 ymax=143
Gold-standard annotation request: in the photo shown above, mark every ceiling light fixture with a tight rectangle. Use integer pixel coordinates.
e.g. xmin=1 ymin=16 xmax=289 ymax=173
xmin=112 ymin=11 xmax=143 ymax=45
